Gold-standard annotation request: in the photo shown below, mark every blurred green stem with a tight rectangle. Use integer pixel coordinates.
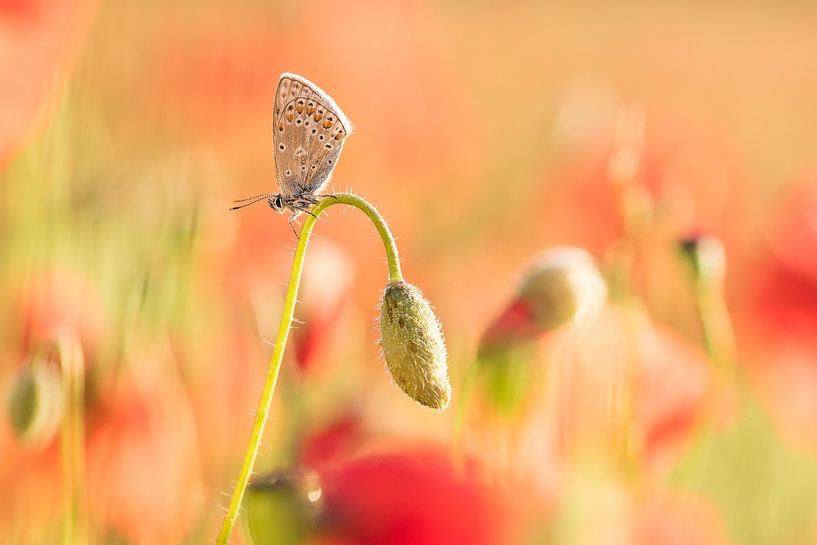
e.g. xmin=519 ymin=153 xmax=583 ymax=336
xmin=695 ymin=281 xmax=738 ymax=383
xmin=451 ymin=358 xmax=480 ymax=459
xmin=56 ymin=330 xmax=86 ymax=545
xmin=216 ymin=193 xmax=402 ymax=545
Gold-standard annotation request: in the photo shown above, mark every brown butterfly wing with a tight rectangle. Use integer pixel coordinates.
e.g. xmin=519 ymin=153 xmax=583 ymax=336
xmin=273 ymin=74 xmax=351 ymax=198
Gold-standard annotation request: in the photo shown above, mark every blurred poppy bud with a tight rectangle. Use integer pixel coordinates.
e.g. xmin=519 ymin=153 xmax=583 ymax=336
xmin=481 ymin=247 xmax=607 ymax=353
xmin=379 ymin=281 xmax=450 ymax=410
xmin=679 ymin=234 xmax=726 ymax=287
xmin=476 ymin=248 xmax=607 ymax=413
xmin=7 ymin=357 xmax=63 ymax=448
xmin=246 ymin=470 xmax=323 ymax=545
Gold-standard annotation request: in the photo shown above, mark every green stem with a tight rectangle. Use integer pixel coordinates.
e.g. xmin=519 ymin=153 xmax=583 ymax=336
xmin=56 ymin=329 xmax=86 ymax=545
xmin=695 ymin=282 xmax=738 ymax=383
xmin=451 ymin=358 xmax=480 ymax=460
xmin=216 ymin=193 xmax=402 ymax=545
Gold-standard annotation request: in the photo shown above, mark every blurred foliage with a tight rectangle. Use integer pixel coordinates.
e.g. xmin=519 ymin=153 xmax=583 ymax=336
xmin=673 ymin=402 xmax=817 ymax=545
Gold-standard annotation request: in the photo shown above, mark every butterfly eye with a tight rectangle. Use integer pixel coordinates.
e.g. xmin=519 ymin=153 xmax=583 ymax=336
xmin=279 ymin=144 xmax=285 ymax=151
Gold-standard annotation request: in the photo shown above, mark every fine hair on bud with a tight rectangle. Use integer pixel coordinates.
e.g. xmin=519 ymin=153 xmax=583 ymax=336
xmin=7 ymin=359 xmax=63 ymax=448
xmin=379 ymin=281 xmax=450 ymax=410
xmin=519 ymin=247 xmax=607 ymax=330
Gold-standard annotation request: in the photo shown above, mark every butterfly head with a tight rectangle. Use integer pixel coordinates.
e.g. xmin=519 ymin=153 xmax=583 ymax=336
xmin=268 ymin=194 xmax=286 ymax=213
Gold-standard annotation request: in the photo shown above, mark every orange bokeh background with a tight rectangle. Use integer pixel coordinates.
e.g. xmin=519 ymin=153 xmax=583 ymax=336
xmin=3 ymin=1 xmax=817 ymax=544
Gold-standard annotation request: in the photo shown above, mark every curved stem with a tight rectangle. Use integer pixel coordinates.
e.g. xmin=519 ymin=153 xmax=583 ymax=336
xmin=216 ymin=193 xmax=402 ymax=545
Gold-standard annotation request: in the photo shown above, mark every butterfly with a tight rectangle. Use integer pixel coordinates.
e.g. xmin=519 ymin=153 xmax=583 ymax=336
xmin=231 ymin=73 xmax=352 ymax=232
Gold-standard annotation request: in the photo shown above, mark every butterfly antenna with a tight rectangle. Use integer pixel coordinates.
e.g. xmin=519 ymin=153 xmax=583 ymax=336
xmin=229 ymin=195 xmax=271 ymax=211
xmin=232 ymin=192 xmax=274 ymax=204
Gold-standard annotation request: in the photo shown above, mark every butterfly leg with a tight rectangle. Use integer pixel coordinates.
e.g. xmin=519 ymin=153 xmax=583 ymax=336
xmin=287 ymin=213 xmax=302 ymax=239
xmin=292 ymin=197 xmax=321 ymax=220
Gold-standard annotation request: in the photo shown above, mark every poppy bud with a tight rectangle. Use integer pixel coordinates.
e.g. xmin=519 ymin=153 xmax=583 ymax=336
xmin=518 ymin=247 xmax=607 ymax=328
xmin=7 ymin=358 xmax=63 ymax=448
xmin=481 ymin=247 xmax=607 ymax=354
xmin=379 ymin=281 xmax=450 ymax=410
xmin=246 ymin=470 xmax=323 ymax=545
xmin=476 ymin=248 xmax=607 ymax=413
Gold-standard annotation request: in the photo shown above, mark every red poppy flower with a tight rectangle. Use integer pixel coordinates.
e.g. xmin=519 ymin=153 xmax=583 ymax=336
xmin=316 ymin=447 xmax=524 ymax=545
xmin=737 ymin=180 xmax=817 ymax=449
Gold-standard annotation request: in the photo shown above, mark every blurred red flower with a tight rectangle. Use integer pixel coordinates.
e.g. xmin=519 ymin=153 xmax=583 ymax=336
xmin=0 ymin=0 xmax=96 ymax=167
xmin=541 ymin=306 xmax=713 ymax=474
xmin=292 ymin=241 xmax=355 ymax=374
xmin=765 ymin=178 xmax=817 ymax=285
xmin=315 ymin=447 xmax=524 ymax=545
xmin=14 ymin=268 xmax=107 ymax=361
xmin=299 ymin=411 xmax=365 ymax=470
xmin=86 ymin=377 xmax=203 ymax=545
xmin=0 ymin=359 xmax=202 ymax=545
xmin=739 ymin=180 xmax=817 ymax=449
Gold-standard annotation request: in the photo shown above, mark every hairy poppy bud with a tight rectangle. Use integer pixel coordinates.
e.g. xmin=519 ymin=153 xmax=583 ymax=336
xmin=379 ymin=281 xmax=450 ymax=410
xmin=7 ymin=359 xmax=63 ymax=448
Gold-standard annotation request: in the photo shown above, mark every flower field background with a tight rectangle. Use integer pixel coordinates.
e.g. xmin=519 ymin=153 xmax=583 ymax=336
xmin=3 ymin=1 xmax=817 ymax=544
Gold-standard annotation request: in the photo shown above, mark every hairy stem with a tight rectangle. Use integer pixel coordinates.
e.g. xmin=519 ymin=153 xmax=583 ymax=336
xmin=216 ymin=193 xmax=402 ymax=545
